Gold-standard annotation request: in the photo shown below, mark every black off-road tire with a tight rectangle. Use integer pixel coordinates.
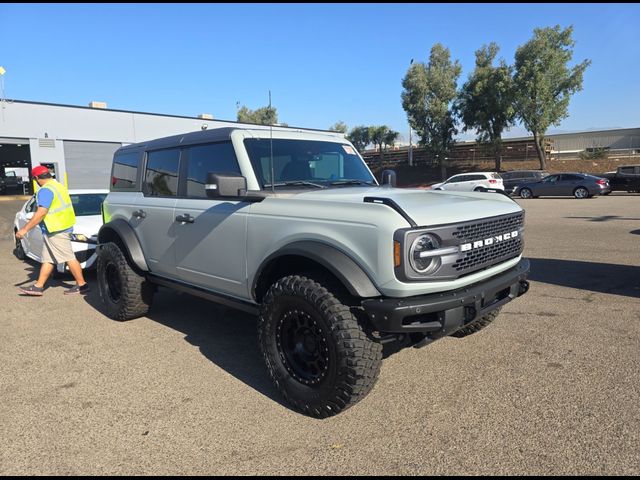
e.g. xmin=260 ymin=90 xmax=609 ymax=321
xmin=97 ymin=242 xmax=154 ymax=321
xmin=451 ymin=307 xmax=502 ymax=338
xmin=258 ymin=274 xmax=383 ymax=418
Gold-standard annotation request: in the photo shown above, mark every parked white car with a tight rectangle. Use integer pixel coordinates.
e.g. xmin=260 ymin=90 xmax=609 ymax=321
xmin=430 ymin=172 xmax=504 ymax=192
xmin=14 ymin=189 xmax=108 ymax=273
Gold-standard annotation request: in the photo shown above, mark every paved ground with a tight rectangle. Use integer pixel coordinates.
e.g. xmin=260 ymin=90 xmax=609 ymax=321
xmin=0 ymin=193 xmax=638 ymax=475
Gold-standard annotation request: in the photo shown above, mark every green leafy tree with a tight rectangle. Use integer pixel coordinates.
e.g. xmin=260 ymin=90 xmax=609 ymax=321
xmin=346 ymin=126 xmax=371 ymax=152
xmin=456 ymin=43 xmax=516 ymax=172
xmin=513 ymin=25 xmax=591 ymax=169
xmin=329 ymin=121 xmax=348 ymax=133
xmin=368 ymin=126 xmax=400 ymax=166
xmin=237 ymin=105 xmax=278 ymax=125
xmin=402 ymin=43 xmax=461 ymax=179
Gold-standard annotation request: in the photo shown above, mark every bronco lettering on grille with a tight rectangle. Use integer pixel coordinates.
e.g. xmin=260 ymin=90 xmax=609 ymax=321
xmin=459 ymin=230 xmax=519 ymax=252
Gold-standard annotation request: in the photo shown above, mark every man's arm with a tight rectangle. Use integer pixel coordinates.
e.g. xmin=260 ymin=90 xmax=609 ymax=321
xmin=16 ymin=206 xmax=48 ymax=239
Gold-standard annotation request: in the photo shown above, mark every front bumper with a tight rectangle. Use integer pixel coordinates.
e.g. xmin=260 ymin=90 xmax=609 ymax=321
xmin=362 ymin=258 xmax=530 ymax=335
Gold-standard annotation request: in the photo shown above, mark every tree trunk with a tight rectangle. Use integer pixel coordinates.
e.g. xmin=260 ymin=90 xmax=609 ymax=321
xmin=379 ymin=142 xmax=384 ymax=170
xmin=533 ymin=132 xmax=547 ymax=170
xmin=494 ymin=147 xmax=502 ymax=172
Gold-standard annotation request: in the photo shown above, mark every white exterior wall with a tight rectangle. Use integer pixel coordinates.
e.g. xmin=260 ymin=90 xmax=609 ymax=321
xmin=0 ymin=101 xmax=330 ymax=188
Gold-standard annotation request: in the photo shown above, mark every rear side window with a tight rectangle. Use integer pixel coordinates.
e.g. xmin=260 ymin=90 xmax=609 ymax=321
xmin=562 ymin=174 xmax=582 ymax=181
xmin=491 ymin=173 xmax=502 ymax=179
xmin=111 ymin=151 xmax=140 ymax=190
xmin=144 ymin=148 xmax=181 ymax=197
xmin=467 ymin=174 xmax=485 ymax=181
xmin=185 ymin=142 xmax=240 ymax=198
xmin=620 ymin=167 xmax=635 ymax=174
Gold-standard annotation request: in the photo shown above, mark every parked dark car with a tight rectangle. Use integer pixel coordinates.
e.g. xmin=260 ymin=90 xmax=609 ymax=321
xmin=515 ymin=173 xmax=611 ymax=199
xmin=599 ymin=165 xmax=640 ymax=193
xmin=501 ymin=170 xmax=550 ymax=193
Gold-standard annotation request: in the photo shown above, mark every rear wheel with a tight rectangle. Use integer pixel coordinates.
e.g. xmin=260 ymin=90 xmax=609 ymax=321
xmin=574 ymin=187 xmax=590 ymax=199
xmin=474 ymin=186 xmax=486 ymax=192
xmin=97 ymin=242 xmax=154 ymax=320
xmin=258 ymin=274 xmax=382 ymax=418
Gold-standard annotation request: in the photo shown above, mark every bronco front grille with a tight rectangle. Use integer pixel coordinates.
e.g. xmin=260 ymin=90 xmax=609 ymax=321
xmin=452 ymin=212 xmax=524 ymax=273
xmin=452 ymin=212 xmax=524 ymax=243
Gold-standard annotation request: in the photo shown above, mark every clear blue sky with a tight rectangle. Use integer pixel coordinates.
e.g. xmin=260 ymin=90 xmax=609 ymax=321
xmin=1 ymin=3 xmax=639 ymax=142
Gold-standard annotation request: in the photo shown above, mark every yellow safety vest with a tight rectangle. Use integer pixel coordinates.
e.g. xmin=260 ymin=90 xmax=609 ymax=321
xmin=40 ymin=180 xmax=76 ymax=233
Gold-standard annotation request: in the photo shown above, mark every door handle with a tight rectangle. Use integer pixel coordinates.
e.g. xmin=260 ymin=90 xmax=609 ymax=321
xmin=175 ymin=213 xmax=195 ymax=224
xmin=132 ymin=209 xmax=147 ymax=219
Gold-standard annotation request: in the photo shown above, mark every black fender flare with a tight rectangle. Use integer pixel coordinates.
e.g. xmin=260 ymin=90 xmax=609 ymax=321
xmin=97 ymin=219 xmax=149 ymax=272
xmin=252 ymin=241 xmax=381 ymax=300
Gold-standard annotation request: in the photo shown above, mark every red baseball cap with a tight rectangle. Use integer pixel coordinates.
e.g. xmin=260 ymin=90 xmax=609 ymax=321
xmin=31 ymin=165 xmax=50 ymax=177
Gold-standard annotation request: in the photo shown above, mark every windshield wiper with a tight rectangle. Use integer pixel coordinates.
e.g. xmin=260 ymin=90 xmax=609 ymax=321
xmin=264 ymin=181 xmax=326 ymax=189
xmin=329 ymin=180 xmax=375 ymax=186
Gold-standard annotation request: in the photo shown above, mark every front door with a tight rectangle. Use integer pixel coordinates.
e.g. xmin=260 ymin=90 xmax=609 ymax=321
xmin=172 ymin=141 xmax=249 ymax=298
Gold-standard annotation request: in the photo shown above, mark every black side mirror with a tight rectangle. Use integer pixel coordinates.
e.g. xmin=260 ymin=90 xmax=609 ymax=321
xmin=206 ymin=173 xmax=247 ymax=198
xmin=381 ymin=169 xmax=397 ymax=187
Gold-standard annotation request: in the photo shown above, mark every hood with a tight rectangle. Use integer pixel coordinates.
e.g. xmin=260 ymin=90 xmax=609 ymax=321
xmin=291 ymin=186 xmax=522 ymax=226
xmin=73 ymin=214 xmax=103 ymax=238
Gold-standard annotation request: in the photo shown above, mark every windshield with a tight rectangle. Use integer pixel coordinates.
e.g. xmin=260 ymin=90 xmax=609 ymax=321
xmin=70 ymin=193 xmax=107 ymax=216
xmin=244 ymin=139 xmax=376 ymax=189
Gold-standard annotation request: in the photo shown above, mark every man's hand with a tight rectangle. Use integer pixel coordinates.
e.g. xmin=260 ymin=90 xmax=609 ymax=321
xmin=16 ymin=228 xmax=28 ymax=240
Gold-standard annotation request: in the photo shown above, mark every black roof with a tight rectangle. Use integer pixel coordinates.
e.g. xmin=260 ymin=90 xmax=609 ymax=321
xmin=118 ymin=127 xmax=239 ymax=153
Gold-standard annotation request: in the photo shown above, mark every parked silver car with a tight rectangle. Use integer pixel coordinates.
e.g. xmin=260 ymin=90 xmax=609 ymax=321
xmin=515 ymin=173 xmax=611 ymax=199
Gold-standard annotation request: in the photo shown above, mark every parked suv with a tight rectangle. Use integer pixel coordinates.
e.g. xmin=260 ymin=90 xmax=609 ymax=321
xmin=430 ymin=172 xmax=504 ymax=192
xmin=501 ymin=170 xmax=549 ymax=194
xmin=97 ymin=127 xmax=530 ymax=418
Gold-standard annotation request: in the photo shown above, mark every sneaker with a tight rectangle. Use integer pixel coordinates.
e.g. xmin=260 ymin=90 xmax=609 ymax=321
xmin=64 ymin=283 xmax=90 ymax=295
xmin=18 ymin=284 xmax=44 ymax=296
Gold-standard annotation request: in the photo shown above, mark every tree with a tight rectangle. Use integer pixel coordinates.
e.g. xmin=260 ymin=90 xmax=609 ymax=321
xmin=402 ymin=43 xmax=461 ymax=179
xmin=329 ymin=121 xmax=348 ymax=133
xmin=513 ymin=25 xmax=591 ymax=169
xmin=237 ymin=105 xmax=278 ymax=125
xmin=346 ymin=126 xmax=371 ymax=152
xmin=368 ymin=126 xmax=400 ymax=166
xmin=455 ymin=43 xmax=516 ymax=172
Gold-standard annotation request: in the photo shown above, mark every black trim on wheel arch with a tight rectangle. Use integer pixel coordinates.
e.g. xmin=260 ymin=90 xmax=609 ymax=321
xmin=252 ymin=241 xmax=381 ymax=301
xmin=97 ymin=219 xmax=149 ymax=272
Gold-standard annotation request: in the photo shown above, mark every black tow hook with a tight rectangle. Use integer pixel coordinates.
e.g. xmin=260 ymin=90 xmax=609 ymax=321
xmin=518 ymin=280 xmax=530 ymax=296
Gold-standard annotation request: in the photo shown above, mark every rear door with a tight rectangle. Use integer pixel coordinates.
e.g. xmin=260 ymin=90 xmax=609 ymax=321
xmin=172 ymin=141 xmax=250 ymax=298
xmin=559 ymin=174 xmax=582 ymax=195
xmin=133 ymin=148 xmax=180 ymax=277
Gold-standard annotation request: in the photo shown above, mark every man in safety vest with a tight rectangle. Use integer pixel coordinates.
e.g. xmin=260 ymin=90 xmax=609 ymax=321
xmin=15 ymin=165 xmax=89 ymax=296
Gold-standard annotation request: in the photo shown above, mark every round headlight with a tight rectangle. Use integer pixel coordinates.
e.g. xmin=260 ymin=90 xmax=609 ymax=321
xmin=409 ymin=234 xmax=442 ymax=274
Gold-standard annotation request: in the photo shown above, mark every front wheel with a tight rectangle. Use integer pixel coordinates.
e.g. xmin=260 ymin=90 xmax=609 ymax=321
xmin=97 ymin=242 xmax=154 ymax=320
xmin=519 ymin=188 xmax=533 ymax=199
xmin=258 ymin=275 xmax=382 ymax=418
xmin=451 ymin=308 xmax=502 ymax=338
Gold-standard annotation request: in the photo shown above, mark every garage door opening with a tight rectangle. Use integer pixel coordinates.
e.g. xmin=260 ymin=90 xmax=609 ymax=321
xmin=0 ymin=142 xmax=32 ymax=195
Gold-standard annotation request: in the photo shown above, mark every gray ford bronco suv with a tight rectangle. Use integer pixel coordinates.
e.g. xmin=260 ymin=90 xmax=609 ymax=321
xmin=97 ymin=126 xmax=530 ymax=418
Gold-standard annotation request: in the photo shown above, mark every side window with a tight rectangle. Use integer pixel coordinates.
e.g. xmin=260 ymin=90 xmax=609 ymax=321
xmin=111 ymin=151 xmax=139 ymax=190
xmin=467 ymin=174 xmax=485 ymax=181
xmin=144 ymin=148 xmax=180 ymax=197
xmin=542 ymin=175 xmax=559 ymax=183
xmin=26 ymin=197 xmax=37 ymax=213
xmin=447 ymin=175 xmax=464 ymax=183
xmin=185 ymin=142 xmax=240 ymax=198
xmin=561 ymin=174 xmax=580 ymax=181
xmin=619 ymin=167 xmax=634 ymax=174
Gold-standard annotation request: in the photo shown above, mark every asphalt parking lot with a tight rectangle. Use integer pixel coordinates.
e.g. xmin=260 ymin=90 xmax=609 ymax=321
xmin=0 ymin=193 xmax=638 ymax=475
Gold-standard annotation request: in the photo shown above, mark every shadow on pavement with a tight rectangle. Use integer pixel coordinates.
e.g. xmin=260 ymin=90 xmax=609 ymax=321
xmin=529 ymin=258 xmax=640 ymax=298
xmin=83 ymin=286 xmax=287 ymax=409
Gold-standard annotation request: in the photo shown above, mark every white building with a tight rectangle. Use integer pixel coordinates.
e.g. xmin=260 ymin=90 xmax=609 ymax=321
xmin=0 ymin=100 xmax=335 ymax=191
